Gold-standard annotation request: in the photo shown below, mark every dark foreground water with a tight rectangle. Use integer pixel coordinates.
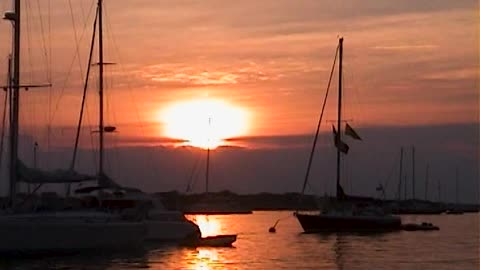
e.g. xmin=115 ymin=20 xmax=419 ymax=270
xmin=0 ymin=211 xmax=478 ymax=269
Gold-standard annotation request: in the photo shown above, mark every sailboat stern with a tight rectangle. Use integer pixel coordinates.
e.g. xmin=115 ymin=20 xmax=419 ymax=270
xmin=295 ymin=212 xmax=402 ymax=233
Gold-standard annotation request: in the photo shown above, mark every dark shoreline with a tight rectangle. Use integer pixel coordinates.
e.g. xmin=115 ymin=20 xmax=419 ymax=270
xmin=155 ymin=191 xmax=480 ymax=213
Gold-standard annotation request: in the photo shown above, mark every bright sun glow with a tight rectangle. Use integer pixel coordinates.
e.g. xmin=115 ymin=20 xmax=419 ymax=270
xmin=161 ymin=99 xmax=248 ymax=149
xmin=187 ymin=215 xmax=221 ymax=237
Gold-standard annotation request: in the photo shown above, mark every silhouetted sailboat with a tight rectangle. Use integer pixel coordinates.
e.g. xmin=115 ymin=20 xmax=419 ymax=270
xmin=0 ymin=0 xmax=147 ymax=254
xmin=184 ymin=119 xmax=252 ymax=215
xmin=295 ymin=37 xmax=402 ymax=233
xmin=59 ymin=0 xmax=203 ymax=242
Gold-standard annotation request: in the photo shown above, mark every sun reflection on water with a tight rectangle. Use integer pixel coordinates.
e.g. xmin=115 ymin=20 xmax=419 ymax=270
xmin=186 ymin=215 xmax=221 ymax=237
xmin=193 ymin=249 xmax=220 ymax=270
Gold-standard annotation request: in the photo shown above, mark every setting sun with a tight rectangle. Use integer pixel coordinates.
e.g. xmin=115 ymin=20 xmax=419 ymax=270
xmin=160 ymin=99 xmax=248 ymax=149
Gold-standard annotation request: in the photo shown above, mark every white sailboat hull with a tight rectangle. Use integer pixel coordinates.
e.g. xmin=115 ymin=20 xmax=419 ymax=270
xmin=146 ymin=220 xmax=199 ymax=241
xmin=145 ymin=210 xmax=200 ymax=241
xmin=0 ymin=213 xmax=146 ymax=254
xmin=80 ymin=194 xmax=202 ymax=242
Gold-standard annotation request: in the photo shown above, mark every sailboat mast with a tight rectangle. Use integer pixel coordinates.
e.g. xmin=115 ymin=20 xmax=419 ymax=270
xmin=205 ymin=147 xmax=210 ymax=194
xmin=205 ymin=117 xmax=211 ymax=194
xmin=8 ymin=0 xmax=21 ymax=205
xmin=335 ymin=37 xmax=343 ymax=198
xmin=98 ymin=0 xmax=104 ymax=177
xmin=396 ymin=147 xmax=404 ymax=200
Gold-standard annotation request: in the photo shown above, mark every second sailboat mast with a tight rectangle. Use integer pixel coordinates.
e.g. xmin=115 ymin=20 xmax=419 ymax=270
xmin=98 ymin=0 xmax=104 ymax=177
xmin=205 ymin=117 xmax=212 ymax=194
xmin=335 ymin=37 xmax=343 ymax=198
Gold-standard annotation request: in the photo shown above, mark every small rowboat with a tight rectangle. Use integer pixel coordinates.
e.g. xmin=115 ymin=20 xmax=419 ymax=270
xmin=198 ymin=234 xmax=237 ymax=247
xmin=183 ymin=234 xmax=237 ymax=247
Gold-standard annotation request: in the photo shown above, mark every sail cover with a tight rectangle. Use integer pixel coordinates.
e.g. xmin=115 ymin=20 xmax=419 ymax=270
xmin=17 ymin=159 xmax=96 ymax=183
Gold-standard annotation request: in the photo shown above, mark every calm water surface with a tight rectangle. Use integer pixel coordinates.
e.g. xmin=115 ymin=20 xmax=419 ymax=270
xmin=1 ymin=211 xmax=478 ymax=269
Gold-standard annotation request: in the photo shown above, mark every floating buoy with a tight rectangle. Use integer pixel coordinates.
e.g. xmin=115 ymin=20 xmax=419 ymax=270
xmin=268 ymin=219 xmax=281 ymax=233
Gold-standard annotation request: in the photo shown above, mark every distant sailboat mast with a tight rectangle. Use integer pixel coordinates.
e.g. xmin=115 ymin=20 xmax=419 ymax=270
xmin=335 ymin=37 xmax=343 ymax=198
xmin=396 ymin=147 xmax=404 ymax=200
xmin=205 ymin=117 xmax=212 ymax=194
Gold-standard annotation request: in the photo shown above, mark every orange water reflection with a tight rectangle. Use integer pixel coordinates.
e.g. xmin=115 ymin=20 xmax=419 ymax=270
xmin=146 ymin=245 xmax=227 ymax=270
xmin=183 ymin=215 xmax=234 ymax=269
xmin=192 ymin=248 xmax=223 ymax=270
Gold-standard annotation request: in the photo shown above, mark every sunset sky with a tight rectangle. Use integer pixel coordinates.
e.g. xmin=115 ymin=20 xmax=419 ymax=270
xmin=0 ymin=1 xmax=477 ymax=201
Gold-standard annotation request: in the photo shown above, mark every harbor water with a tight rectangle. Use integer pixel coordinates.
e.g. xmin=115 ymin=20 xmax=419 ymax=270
xmin=1 ymin=211 xmax=478 ymax=269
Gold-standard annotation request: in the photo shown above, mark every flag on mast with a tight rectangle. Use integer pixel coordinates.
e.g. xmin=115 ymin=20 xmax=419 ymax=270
xmin=332 ymin=125 xmax=349 ymax=154
xmin=345 ymin=123 xmax=362 ymax=140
